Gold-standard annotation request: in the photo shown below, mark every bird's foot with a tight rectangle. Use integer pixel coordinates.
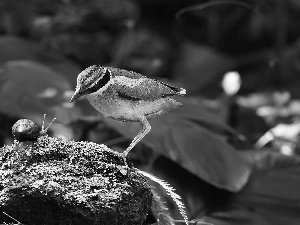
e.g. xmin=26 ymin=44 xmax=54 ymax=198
xmin=115 ymin=151 xmax=129 ymax=175
xmin=115 ymin=151 xmax=128 ymax=165
xmin=116 ymin=164 xmax=128 ymax=175
xmin=121 ymin=152 xmax=127 ymax=165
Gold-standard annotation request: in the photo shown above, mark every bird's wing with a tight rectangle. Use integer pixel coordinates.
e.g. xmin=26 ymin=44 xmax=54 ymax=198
xmin=107 ymin=67 xmax=146 ymax=79
xmin=113 ymin=75 xmax=185 ymax=101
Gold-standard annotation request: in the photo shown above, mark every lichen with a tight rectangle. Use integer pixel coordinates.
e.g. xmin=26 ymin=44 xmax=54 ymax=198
xmin=0 ymin=136 xmax=152 ymax=225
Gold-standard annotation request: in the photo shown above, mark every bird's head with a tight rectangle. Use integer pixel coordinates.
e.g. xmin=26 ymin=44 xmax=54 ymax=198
xmin=70 ymin=65 xmax=111 ymax=103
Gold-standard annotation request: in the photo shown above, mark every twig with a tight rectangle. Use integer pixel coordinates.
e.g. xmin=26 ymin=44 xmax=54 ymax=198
xmin=176 ymin=0 xmax=261 ymax=20
xmin=3 ymin=212 xmax=22 ymax=224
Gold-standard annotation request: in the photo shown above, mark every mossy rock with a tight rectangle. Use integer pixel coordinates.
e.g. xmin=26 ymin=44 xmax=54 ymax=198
xmin=0 ymin=136 xmax=152 ymax=225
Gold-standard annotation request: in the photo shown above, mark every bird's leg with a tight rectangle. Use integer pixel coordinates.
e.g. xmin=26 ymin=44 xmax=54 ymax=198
xmin=123 ymin=117 xmax=151 ymax=156
xmin=119 ymin=117 xmax=151 ymax=170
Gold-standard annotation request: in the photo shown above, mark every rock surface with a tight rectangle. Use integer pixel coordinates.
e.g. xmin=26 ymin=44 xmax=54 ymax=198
xmin=0 ymin=136 xmax=152 ymax=225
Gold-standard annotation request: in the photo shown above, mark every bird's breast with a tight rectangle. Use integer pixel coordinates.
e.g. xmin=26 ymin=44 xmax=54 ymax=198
xmin=86 ymin=90 xmax=118 ymax=116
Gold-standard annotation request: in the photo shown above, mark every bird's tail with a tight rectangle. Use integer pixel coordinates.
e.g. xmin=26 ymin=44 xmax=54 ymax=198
xmin=178 ymin=88 xmax=186 ymax=96
xmin=161 ymin=81 xmax=186 ymax=96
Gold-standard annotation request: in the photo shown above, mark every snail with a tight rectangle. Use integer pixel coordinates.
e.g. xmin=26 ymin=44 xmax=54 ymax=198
xmin=12 ymin=114 xmax=56 ymax=142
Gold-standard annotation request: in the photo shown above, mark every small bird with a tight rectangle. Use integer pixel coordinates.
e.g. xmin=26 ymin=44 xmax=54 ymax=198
xmin=70 ymin=65 xmax=186 ymax=157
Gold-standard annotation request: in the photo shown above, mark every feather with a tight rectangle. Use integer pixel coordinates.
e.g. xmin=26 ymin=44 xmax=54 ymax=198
xmin=107 ymin=67 xmax=145 ymax=79
xmin=113 ymin=76 xmax=185 ymax=101
xmin=116 ymin=90 xmax=142 ymax=101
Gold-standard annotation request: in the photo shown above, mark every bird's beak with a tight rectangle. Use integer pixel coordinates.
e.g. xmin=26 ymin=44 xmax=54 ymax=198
xmin=70 ymin=90 xmax=82 ymax=103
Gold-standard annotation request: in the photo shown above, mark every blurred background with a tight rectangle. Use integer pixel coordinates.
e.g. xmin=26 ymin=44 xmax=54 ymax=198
xmin=1 ymin=0 xmax=300 ymax=224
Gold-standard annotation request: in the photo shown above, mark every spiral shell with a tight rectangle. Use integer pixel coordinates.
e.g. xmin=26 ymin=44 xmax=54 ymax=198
xmin=12 ymin=119 xmax=41 ymax=142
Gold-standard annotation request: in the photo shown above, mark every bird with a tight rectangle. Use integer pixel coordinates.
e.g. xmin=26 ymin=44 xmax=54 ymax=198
xmin=70 ymin=65 xmax=186 ymax=157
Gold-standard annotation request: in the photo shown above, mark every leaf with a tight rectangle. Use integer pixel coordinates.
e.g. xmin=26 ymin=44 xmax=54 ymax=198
xmin=176 ymin=0 xmax=259 ymax=21
xmin=255 ymin=122 xmax=300 ymax=149
xmin=175 ymin=1 xmax=267 ymax=55
xmin=204 ymin=150 xmax=300 ymax=225
xmin=237 ymin=151 xmax=300 ymax=225
xmin=0 ymin=60 xmax=79 ymax=125
xmin=149 ymin=156 xmax=219 ymax=220
xmin=0 ymin=36 xmax=80 ymax=86
xmin=172 ymin=42 xmax=236 ymax=95
xmin=203 ymin=204 xmax=270 ymax=225
xmin=169 ymin=97 xmax=240 ymax=137
xmin=107 ymin=98 xmax=251 ymax=192
xmin=111 ymin=28 xmax=172 ymax=76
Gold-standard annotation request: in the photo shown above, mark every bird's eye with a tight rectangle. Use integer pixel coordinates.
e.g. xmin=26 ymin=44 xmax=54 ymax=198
xmin=101 ymin=68 xmax=111 ymax=80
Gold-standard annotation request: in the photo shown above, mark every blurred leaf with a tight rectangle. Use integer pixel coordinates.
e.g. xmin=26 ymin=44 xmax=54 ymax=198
xmin=79 ymin=0 xmax=139 ymax=30
xmin=150 ymin=156 xmax=225 ymax=221
xmin=237 ymin=92 xmax=280 ymax=109
xmin=176 ymin=1 xmax=300 ymax=55
xmin=36 ymin=0 xmax=139 ymax=42
xmin=236 ymin=151 xmax=300 ymax=224
xmin=176 ymin=0 xmax=259 ymax=21
xmin=107 ymin=97 xmax=251 ymax=191
xmin=112 ymin=28 xmax=172 ymax=76
xmin=48 ymin=32 xmax=112 ymax=66
xmin=204 ymin=150 xmax=300 ymax=225
xmin=172 ymin=42 xmax=236 ymax=95
xmin=203 ymin=204 xmax=269 ymax=225
xmin=50 ymin=123 xmax=74 ymax=141
xmin=0 ymin=0 xmax=35 ymax=35
xmin=255 ymin=122 xmax=300 ymax=149
xmin=0 ymin=60 xmax=80 ymax=125
xmin=241 ymin=149 xmax=300 ymax=170
xmin=288 ymin=0 xmax=300 ymax=7
xmin=176 ymin=0 xmax=264 ymax=54
xmin=0 ymin=36 xmax=80 ymax=86
xmin=237 ymin=91 xmax=290 ymax=109
xmin=172 ymin=98 xmax=237 ymax=136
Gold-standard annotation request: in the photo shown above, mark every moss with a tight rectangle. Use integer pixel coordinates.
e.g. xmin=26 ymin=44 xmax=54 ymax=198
xmin=0 ymin=136 xmax=152 ymax=225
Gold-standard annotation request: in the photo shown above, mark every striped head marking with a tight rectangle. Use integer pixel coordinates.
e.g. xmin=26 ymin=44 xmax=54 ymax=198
xmin=70 ymin=65 xmax=111 ymax=102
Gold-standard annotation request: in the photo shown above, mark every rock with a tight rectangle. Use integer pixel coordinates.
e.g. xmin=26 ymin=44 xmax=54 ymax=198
xmin=0 ymin=136 xmax=152 ymax=225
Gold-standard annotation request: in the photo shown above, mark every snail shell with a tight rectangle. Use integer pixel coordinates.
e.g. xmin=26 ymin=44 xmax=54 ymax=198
xmin=12 ymin=119 xmax=41 ymax=142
